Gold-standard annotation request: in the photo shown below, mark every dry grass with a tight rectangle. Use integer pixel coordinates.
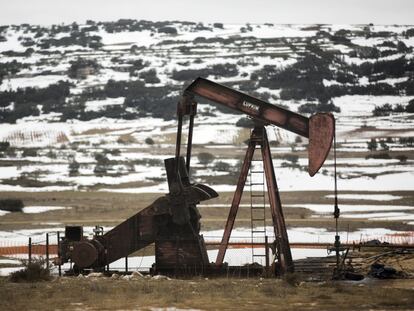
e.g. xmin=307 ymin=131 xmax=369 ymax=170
xmin=117 ymin=133 xmax=138 ymax=144
xmin=1 ymin=276 xmax=414 ymax=310
xmin=77 ymin=128 xmax=127 ymax=136
xmin=232 ymin=128 xmax=251 ymax=145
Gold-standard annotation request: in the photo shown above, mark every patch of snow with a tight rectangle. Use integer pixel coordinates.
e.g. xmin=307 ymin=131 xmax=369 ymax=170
xmin=286 ymin=204 xmax=414 ymax=214
xmin=0 ymin=267 xmax=23 ymax=276
xmin=84 ymin=97 xmax=125 ymax=112
xmin=325 ymin=194 xmax=402 ymax=201
xmin=341 ymin=212 xmax=413 ymax=220
xmin=0 ymin=258 xmax=21 ymax=265
xmin=0 ymin=75 xmax=69 ymax=92
xmin=98 ymin=30 xmax=158 ymax=48
xmin=22 ymin=206 xmax=71 ymax=214
xmin=0 ymin=184 xmax=76 ymax=192
xmin=0 ymin=210 xmax=10 ymax=216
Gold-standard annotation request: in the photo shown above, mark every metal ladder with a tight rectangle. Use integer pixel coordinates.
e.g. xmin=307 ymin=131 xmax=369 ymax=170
xmin=249 ymin=149 xmax=267 ymax=264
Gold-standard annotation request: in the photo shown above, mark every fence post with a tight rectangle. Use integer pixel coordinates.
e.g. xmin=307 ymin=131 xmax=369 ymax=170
xmin=28 ymin=237 xmax=32 ymax=264
xmin=125 ymin=255 xmax=128 ymax=273
xmin=46 ymin=233 xmax=49 ymax=270
xmin=57 ymin=231 xmax=61 ymax=277
xmin=265 ymin=235 xmax=269 ymax=277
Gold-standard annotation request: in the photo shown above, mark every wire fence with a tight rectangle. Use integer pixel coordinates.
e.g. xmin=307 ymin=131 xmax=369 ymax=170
xmin=0 ymin=232 xmax=59 ymax=259
xmin=1 ymin=231 xmax=413 ymax=273
xmin=354 ymin=231 xmax=414 ymax=245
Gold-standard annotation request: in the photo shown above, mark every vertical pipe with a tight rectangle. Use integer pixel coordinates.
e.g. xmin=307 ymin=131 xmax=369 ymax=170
xmin=186 ymin=113 xmax=195 ymax=174
xmin=333 ymin=131 xmax=341 ymax=273
xmin=57 ymin=231 xmax=61 ymax=277
xmin=28 ymin=237 xmax=32 ymax=265
xmin=175 ymin=114 xmax=183 ymax=174
xmin=265 ymin=235 xmax=269 ymax=277
xmin=46 ymin=233 xmax=49 ymax=270
xmin=125 ymin=255 xmax=128 ymax=273
xmin=175 ymin=236 xmax=179 ymax=277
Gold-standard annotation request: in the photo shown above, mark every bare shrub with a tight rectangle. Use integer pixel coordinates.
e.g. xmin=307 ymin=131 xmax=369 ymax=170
xmin=282 ymin=272 xmax=301 ymax=287
xmin=0 ymin=199 xmax=24 ymax=212
xmin=197 ymin=152 xmax=215 ymax=165
xmin=9 ymin=258 xmax=51 ymax=282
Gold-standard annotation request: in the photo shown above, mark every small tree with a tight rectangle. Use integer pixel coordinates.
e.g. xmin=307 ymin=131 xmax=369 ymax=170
xmin=0 ymin=141 xmax=10 ymax=152
xmin=46 ymin=150 xmax=57 ymax=159
xmin=395 ymin=155 xmax=407 ymax=163
xmin=284 ymin=154 xmax=299 ymax=165
xmin=214 ymin=161 xmax=231 ymax=172
xmin=145 ymin=137 xmax=154 ymax=145
xmin=110 ymin=148 xmax=121 ymax=156
xmin=406 ymin=99 xmax=414 ymax=113
xmin=197 ymin=152 xmax=215 ymax=165
xmin=68 ymin=158 xmax=80 ymax=176
xmin=0 ymin=199 xmax=24 ymax=212
xmin=94 ymin=152 xmax=110 ymax=176
xmin=373 ymin=104 xmax=393 ymax=116
xmin=367 ymin=138 xmax=378 ymax=151
xmin=22 ymin=148 xmax=37 ymax=157
xmin=380 ymin=140 xmax=389 ymax=151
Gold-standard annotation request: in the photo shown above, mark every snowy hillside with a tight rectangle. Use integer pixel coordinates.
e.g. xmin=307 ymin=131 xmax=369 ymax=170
xmin=0 ymin=20 xmax=413 ymax=198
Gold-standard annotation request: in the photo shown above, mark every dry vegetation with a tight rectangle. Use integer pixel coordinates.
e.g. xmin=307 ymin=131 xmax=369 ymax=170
xmin=1 ymin=276 xmax=414 ymax=311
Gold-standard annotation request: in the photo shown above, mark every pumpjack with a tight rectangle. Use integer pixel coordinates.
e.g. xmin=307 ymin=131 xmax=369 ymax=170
xmin=59 ymin=78 xmax=334 ymax=276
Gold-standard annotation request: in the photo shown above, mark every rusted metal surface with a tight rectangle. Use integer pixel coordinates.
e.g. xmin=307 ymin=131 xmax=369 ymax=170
xmin=57 ymin=78 xmax=335 ymax=276
xmin=181 ymin=79 xmax=335 ymax=274
xmin=261 ymin=127 xmax=293 ymax=273
xmin=185 ymin=78 xmax=309 ymax=137
xmin=308 ymin=113 xmax=335 ymax=176
xmin=215 ymin=126 xmax=293 ymax=274
xmin=215 ymin=137 xmax=256 ymax=265
xmin=185 ymin=78 xmax=335 ymax=176
xmin=59 ymin=156 xmax=217 ymax=271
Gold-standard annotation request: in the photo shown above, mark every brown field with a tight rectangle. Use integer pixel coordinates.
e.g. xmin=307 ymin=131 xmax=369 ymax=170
xmin=1 ymin=276 xmax=414 ymax=311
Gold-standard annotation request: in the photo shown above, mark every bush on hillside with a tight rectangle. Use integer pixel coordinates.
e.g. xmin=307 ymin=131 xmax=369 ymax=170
xmin=0 ymin=199 xmax=24 ymax=212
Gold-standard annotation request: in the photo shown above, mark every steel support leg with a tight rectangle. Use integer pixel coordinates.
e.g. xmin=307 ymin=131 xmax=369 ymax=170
xmin=186 ymin=113 xmax=195 ymax=174
xmin=261 ymin=128 xmax=294 ymax=274
xmin=215 ymin=139 xmax=257 ymax=265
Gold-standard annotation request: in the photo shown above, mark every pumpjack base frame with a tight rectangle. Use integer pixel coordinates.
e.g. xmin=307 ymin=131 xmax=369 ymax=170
xmin=152 ymin=264 xmax=269 ymax=278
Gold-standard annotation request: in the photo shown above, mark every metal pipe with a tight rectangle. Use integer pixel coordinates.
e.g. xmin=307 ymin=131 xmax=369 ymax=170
xmin=57 ymin=231 xmax=61 ymax=277
xmin=28 ymin=237 xmax=32 ymax=265
xmin=175 ymin=114 xmax=183 ymax=174
xmin=186 ymin=113 xmax=195 ymax=174
xmin=46 ymin=233 xmax=49 ymax=270
xmin=265 ymin=235 xmax=269 ymax=277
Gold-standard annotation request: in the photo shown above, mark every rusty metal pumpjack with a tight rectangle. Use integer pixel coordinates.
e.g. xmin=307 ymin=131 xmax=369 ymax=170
xmin=59 ymin=77 xmax=334 ymax=276
xmin=178 ymin=78 xmax=335 ymax=274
